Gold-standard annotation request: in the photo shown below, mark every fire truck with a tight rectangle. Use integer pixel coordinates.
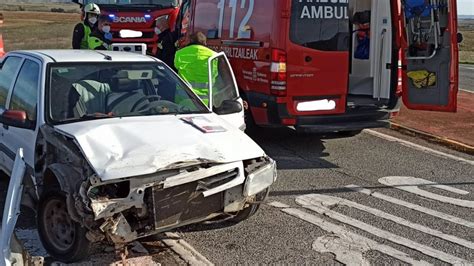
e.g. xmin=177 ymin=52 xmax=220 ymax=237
xmin=177 ymin=0 xmax=461 ymax=133
xmin=72 ymin=0 xmax=181 ymax=55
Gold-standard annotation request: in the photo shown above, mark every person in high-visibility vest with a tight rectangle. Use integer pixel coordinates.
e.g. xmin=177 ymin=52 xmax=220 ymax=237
xmin=88 ymin=15 xmax=113 ymax=50
xmin=174 ymin=32 xmax=217 ymax=106
xmin=72 ymin=3 xmax=100 ymax=49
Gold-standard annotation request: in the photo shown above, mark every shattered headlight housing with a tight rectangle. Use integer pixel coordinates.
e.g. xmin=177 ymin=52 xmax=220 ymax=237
xmin=243 ymin=157 xmax=277 ymax=197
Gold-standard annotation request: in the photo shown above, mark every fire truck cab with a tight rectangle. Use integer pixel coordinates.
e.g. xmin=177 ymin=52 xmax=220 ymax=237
xmin=73 ymin=0 xmax=180 ymax=55
xmin=178 ymin=0 xmax=461 ymax=133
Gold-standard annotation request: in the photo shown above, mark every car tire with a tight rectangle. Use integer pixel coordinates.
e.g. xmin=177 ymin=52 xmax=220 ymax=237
xmin=37 ymin=188 xmax=91 ymax=262
xmin=227 ymin=188 xmax=269 ymax=224
xmin=241 ymin=97 xmax=258 ymax=134
xmin=227 ymin=203 xmax=261 ymax=223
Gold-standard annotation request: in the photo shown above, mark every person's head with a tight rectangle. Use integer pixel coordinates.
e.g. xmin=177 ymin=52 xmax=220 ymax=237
xmin=154 ymin=15 xmax=169 ymax=35
xmin=98 ymin=15 xmax=111 ymax=33
xmin=189 ymin=32 xmax=207 ymax=46
xmin=83 ymin=3 xmax=101 ymax=25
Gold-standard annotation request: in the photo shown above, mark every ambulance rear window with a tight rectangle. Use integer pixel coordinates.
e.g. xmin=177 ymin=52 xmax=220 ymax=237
xmin=290 ymin=0 xmax=349 ymax=51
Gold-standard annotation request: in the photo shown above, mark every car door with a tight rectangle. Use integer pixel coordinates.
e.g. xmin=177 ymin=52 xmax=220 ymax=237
xmin=1 ymin=148 xmax=26 ymax=266
xmin=0 ymin=55 xmax=23 ymax=173
xmin=395 ymin=0 xmax=459 ymax=112
xmin=2 ymin=58 xmax=41 ymax=174
xmin=208 ymin=52 xmax=245 ymax=130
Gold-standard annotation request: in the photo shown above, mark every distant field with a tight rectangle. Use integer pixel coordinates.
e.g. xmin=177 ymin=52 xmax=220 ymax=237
xmin=0 ymin=10 xmax=79 ymax=51
xmin=459 ymin=20 xmax=474 ymax=64
xmin=0 ymin=3 xmax=79 ymax=13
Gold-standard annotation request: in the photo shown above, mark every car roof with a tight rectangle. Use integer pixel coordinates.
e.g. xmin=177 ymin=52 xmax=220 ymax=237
xmin=9 ymin=49 xmax=158 ymax=63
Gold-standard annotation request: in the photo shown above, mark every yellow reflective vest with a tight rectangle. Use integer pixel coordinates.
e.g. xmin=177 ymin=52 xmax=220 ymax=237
xmin=80 ymin=22 xmax=92 ymax=50
xmin=174 ymin=44 xmax=217 ymax=105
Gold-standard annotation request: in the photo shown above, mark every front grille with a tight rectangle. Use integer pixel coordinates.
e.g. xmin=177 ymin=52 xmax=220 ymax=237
xmin=149 ymin=169 xmax=238 ymax=229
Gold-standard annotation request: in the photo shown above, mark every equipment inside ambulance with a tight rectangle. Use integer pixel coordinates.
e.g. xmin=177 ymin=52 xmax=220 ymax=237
xmin=179 ymin=0 xmax=461 ymax=133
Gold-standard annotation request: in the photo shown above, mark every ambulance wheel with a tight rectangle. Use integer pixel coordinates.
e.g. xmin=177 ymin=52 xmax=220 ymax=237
xmin=337 ymin=130 xmax=362 ymax=137
xmin=37 ymin=189 xmax=91 ymax=262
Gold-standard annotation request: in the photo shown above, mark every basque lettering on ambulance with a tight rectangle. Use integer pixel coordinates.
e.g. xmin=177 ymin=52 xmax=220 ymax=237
xmin=223 ymin=47 xmax=258 ymax=60
xmin=298 ymin=0 xmax=349 ymax=20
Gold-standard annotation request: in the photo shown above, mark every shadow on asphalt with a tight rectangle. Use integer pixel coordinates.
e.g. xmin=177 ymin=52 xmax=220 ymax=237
xmin=246 ymin=126 xmax=341 ymax=170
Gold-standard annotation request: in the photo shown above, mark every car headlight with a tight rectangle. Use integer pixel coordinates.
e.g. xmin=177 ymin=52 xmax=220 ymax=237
xmin=243 ymin=158 xmax=277 ymax=197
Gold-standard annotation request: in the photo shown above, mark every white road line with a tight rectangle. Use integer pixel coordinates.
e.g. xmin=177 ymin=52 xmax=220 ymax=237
xmin=268 ymin=202 xmax=431 ymax=265
xmin=461 ymin=89 xmax=474 ymax=94
xmin=162 ymin=232 xmax=213 ymax=266
xmin=381 ymin=176 xmax=470 ymax=195
xmin=365 ymin=130 xmax=474 ymax=166
xmin=460 ymin=65 xmax=474 ymax=71
xmin=346 ymin=185 xmax=474 ymax=228
xmin=294 ymin=197 xmax=471 ymax=265
xmin=379 ymin=176 xmax=474 ymax=209
xmin=297 ymin=194 xmax=474 ymax=249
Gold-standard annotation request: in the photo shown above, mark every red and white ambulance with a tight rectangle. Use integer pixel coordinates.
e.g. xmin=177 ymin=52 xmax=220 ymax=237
xmin=177 ymin=0 xmax=461 ymax=133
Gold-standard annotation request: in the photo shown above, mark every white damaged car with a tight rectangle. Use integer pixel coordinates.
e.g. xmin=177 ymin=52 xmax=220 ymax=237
xmin=0 ymin=50 xmax=276 ymax=262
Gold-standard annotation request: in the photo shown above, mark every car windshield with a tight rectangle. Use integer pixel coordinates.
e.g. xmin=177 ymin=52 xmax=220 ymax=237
xmin=48 ymin=62 xmax=209 ymax=124
xmin=84 ymin=0 xmax=178 ymax=7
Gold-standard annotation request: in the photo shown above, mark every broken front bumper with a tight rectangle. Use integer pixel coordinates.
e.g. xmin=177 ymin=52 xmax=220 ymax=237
xmin=85 ymin=157 xmax=276 ymax=244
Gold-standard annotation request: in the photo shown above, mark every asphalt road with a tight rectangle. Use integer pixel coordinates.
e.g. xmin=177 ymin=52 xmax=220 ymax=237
xmin=1 ymin=129 xmax=472 ymax=265
xmin=176 ymin=128 xmax=474 ymax=265
xmin=460 ymin=64 xmax=474 ymax=92
xmin=1 ymin=67 xmax=472 ymax=265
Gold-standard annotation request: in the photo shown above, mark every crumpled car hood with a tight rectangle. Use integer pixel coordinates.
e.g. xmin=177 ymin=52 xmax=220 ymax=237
xmin=54 ymin=114 xmax=265 ymax=181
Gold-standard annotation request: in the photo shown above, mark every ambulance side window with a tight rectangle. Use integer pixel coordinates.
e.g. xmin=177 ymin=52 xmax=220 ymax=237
xmin=290 ymin=0 xmax=349 ymax=51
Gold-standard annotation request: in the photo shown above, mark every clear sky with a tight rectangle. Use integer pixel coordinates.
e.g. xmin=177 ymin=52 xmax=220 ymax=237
xmin=458 ymin=0 xmax=474 ymax=15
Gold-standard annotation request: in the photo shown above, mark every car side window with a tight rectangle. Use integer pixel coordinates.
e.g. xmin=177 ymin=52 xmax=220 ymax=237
xmin=0 ymin=56 xmax=23 ymax=111
xmin=9 ymin=59 xmax=40 ymax=122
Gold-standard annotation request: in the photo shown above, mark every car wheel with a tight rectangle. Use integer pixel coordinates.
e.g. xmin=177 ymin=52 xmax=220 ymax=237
xmin=227 ymin=188 xmax=269 ymax=224
xmin=242 ymin=98 xmax=258 ymax=134
xmin=37 ymin=189 xmax=91 ymax=262
xmin=228 ymin=203 xmax=261 ymax=223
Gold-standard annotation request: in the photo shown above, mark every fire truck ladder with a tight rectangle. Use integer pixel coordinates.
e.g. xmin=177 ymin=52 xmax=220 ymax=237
xmin=403 ymin=0 xmax=445 ymax=60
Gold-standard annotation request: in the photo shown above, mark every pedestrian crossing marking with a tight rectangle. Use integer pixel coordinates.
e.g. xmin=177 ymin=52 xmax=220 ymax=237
xmin=297 ymin=194 xmax=474 ymax=249
xmin=268 ymin=175 xmax=474 ymax=265
xmin=268 ymin=202 xmax=431 ymax=265
xmin=379 ymin=176 xmax=474 ymax=208
xmin=346 ymin=185 xmax=474 ymax=228
xmin=295 ymin=195 xmax=470 ymax=265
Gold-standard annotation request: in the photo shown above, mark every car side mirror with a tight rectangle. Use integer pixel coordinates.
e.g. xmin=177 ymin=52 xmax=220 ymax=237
xmin=457 ymin=32 xmax=463 ymax=44
xmin=214 ymin=99 xmax=243 ymax=115
xmin=0 ymin=110 xmax=33 ymax=129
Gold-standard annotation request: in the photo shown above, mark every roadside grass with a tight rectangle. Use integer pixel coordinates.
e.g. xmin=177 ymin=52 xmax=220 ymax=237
xmin=0 ymin=3 xmax=80 ymax=13
xmin=0 ymin=11 xmax=79 ymax=51
xmin=459 ymin=20 xmax=474 ymax=64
